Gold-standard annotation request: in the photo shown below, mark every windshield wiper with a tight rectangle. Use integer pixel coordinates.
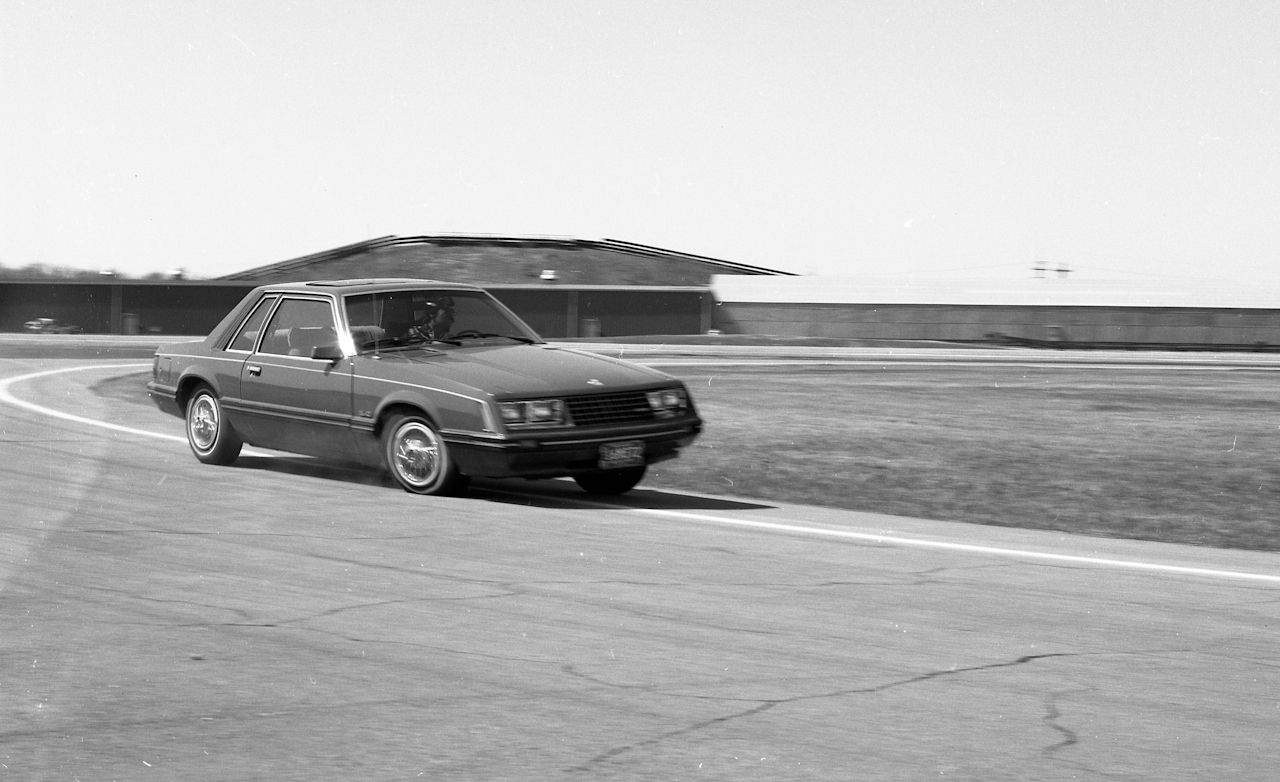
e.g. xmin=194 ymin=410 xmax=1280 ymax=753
xmin=362 ymin=335 xmax=453 ymax=353
xmin=449 ymin=331 xmax=536 ymax=344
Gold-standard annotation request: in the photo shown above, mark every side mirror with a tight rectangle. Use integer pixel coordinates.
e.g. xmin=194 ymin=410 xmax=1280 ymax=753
xmin=311 ymin=344 xmax=344 ymax=362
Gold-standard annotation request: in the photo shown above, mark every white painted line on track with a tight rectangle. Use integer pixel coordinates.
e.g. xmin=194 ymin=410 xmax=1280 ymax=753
xmin=639 ymin=359 xmax=1280 ymax=371
xmin=626 ymin=508 xmax=1280 ymax=585
xmin=5 ymin=363 xmax=1279 ymax=586
xmin=0 ymin=363 xmax=186 ymax=444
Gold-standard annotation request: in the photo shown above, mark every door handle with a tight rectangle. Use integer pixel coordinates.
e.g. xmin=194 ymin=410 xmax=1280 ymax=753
xmin=247 ymin=365 xmax=262 ymax=377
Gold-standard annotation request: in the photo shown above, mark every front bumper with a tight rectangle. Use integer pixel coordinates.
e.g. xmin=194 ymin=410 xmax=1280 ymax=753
xmin=446 ymin=419 xmax=702 ymax=478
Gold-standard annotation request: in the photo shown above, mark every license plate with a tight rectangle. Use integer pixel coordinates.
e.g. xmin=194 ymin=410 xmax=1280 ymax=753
xmin=598 ymin=440 xmax=644 ymax=469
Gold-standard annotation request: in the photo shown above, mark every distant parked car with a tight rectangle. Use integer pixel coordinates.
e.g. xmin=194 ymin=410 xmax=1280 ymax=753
xmin=146 ymin=279 xmax=703 ymax=495
xmin=23 ymin=317 xmax=83 ymax=334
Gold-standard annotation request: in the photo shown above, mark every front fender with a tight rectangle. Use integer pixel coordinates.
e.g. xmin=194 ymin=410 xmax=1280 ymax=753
xmin=366 ymin=387 xmax=496 ymax=440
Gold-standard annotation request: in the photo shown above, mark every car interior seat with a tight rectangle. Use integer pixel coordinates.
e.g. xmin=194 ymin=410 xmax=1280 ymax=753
xmin=287 ymin=326 xmax=338 ymax=357
xmin=348 ymin=325 xmax=386 ymax=349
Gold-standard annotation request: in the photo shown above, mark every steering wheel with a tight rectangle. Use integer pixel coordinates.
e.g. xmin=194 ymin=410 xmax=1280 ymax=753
xmin=403 ymin=322 xmax=432 ymax=341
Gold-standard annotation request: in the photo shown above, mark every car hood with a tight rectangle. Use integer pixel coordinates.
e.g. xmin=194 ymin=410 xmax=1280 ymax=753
xmin=366 ymin=343 xmax=675 ymax=397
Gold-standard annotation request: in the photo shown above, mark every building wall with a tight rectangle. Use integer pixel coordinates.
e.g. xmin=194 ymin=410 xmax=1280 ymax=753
xmin=710 ymin=273 xmax=1280 ymax=346
xmin=4 ymin=280 xmax=1275 ymax=346
xmin=1 ymin=282 xmax=114 ymax=333
xmin=0 ymin=281 xmax=713 ymax=339
xmin=717 ymin=302 xmax=1280 ymax=346
xmin=490 ymin=288 xmax=712 ymax=338
xmin=0 ymin=281 xmax=257 ymax=335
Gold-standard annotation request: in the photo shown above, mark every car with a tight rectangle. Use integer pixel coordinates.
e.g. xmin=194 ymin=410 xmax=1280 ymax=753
xmin=23 ymin=317 xmax=83 ymax=334
xmin=146 ymin=278 xmax=702 ymax=495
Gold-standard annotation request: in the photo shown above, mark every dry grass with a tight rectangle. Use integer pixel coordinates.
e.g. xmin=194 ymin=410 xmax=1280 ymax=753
xmin=99 ymin=359 xmax=1279 ymax=551
xmin=646 ymin=364 xmax=1280 ymax=551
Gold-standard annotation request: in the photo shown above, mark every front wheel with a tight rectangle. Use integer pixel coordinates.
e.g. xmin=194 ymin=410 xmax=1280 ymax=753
xmin=573 ymin=466 xmax=646 ymax=495
xmin=185 ymin=386 xmax=242 ymax=465
xmin=382 ymin=414 xmax=466 ymax=495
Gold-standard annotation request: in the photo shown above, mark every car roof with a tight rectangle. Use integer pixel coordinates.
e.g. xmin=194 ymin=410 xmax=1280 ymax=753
xmin=257 ymin=278 xmax=488 ymax=296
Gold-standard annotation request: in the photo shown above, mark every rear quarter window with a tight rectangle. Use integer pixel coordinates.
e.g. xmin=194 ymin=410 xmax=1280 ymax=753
xmin=227 ymin=296 xmax=278 ymax=352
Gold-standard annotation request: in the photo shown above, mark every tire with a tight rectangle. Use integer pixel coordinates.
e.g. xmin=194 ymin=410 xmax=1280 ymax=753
xmin=573 ymin=466 xmax=646 ymax=495
xmin=185 ymin=385 xmax=242 ymax=465
xmin=382 ymin=413 xmax=465 ymax=495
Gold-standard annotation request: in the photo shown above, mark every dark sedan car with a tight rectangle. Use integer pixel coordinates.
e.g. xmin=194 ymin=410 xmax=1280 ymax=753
xmin=147 ymin=279 xmax=702 ymax=495
xmin=23 ymin=317 xmax=83 ymax=334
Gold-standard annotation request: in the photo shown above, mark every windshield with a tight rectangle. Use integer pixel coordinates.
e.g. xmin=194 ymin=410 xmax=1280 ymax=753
xmin=343 ymin=289 xmax=541 ymax=352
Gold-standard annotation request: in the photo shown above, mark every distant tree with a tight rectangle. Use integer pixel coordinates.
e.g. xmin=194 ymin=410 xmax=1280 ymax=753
xmin=0 ymin=262 xmax=99 ymax=280
xmin=0 ymin=262 xmax=157 ymax=280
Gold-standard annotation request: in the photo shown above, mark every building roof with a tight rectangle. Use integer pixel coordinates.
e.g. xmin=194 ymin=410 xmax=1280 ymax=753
xmin=222 ymin=235 xmax=796 ymax=283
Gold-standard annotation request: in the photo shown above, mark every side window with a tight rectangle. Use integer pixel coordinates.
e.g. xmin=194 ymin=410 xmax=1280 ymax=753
xmin=227 ymin=296 xmax=277 ymax=352
xmin=257 ymin=298 xmax=338 ymax=357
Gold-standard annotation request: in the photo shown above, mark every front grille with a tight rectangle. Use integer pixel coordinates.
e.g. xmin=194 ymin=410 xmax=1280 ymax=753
xmin=566 ymin=391 xmax=655 ymax=426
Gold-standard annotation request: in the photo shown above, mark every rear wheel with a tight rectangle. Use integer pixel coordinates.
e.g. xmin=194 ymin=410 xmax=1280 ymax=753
xmin=382 ymin=413 xmax=465 ymax=495
xmin=573 ymin=466 xmax=646 ymax=495
xmin=185 ymin=385 xmax=242 ymax=465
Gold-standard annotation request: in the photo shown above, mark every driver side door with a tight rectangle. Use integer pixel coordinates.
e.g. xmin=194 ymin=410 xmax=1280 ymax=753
xmin=237 ymin=295 xmax=355 ymax=456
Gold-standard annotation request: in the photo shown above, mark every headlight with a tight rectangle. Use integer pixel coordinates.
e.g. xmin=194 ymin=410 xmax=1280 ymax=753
xmin=646 ymin=388 xmax=688 ymax=418
xmin=498 ymin=399 xmax=565 ymax=427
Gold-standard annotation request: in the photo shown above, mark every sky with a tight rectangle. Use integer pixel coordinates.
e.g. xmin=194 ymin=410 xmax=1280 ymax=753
xmin=3 ymin=0 xmax=1279 ymax=285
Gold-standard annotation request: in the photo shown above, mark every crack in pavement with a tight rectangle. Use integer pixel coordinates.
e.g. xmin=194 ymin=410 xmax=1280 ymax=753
xmin=1038 ymin=687 xmax=1132 ymax=779
xmin=563 ymin=651 xmax=1076 ymax=774
xmin=1042 ymin=691 xmax=1081 ymax=755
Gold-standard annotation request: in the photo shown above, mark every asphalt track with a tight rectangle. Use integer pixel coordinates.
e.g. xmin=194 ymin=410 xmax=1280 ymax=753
xmin=2 ymin=345 xmax=1278 ymax=780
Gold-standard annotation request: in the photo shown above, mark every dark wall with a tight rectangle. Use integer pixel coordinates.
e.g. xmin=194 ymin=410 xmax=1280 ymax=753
xmin=718 ymin=302 xmax=1280 ymax=346
xmin=488 ymin=288 xmax=573 ymax=337
xmin=9 ymin=280 xmax=1275 ymax=346
xmin=0 ymin=281 xmax=714 ymax=338
xmin=1 ymin=283 xmax=117 ymax=333
xmin=578 ymin=290 xmax=709 ymax=336
xmin=122 ymin=284 xmax=256 ymax=335
xmin=490 ymin=287 xmax=713 ymax=338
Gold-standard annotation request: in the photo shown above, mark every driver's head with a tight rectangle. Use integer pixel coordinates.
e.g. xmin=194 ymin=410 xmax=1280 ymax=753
xmin=427 ymin=296 xmax=455 ymax=331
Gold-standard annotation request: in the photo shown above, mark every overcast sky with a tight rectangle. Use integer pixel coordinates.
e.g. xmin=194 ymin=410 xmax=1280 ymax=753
xmin=3 ymin=1 xmax=1278 ymax=284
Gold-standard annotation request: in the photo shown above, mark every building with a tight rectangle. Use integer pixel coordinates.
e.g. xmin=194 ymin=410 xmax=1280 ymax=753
xmin=713 ymin=274 xmax=1280 ymax=347
xmin=220 ymin=235 xmax=795 ymax=286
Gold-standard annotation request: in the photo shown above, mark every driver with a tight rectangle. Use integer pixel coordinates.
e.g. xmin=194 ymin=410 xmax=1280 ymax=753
xmin=408 ymin=296 xmax=455 ymax=341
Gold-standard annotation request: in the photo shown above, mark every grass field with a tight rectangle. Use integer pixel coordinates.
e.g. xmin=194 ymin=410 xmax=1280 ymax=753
xmin=645 ymin=362 xmax=1280 ymax=552
xmin=94 ymin=355 xmax=1278 ymax=552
